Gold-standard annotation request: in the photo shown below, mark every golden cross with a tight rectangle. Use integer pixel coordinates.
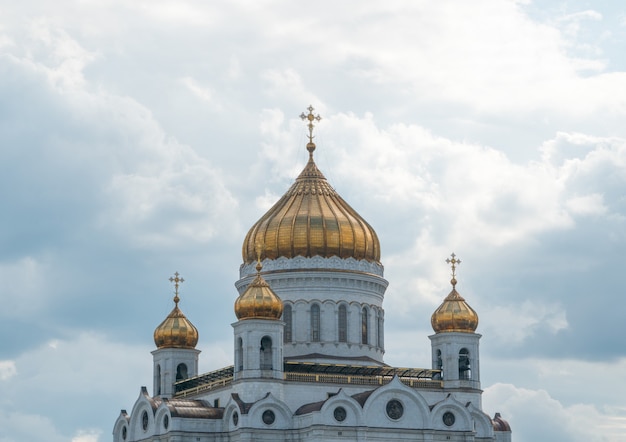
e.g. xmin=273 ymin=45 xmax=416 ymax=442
xmin=169 ymin=272 xmax=184 ymax=304
xmin=300 ymin=105 xmax=322 ymax=147
xmin=446 ymin=253 xmax=461 ymax=279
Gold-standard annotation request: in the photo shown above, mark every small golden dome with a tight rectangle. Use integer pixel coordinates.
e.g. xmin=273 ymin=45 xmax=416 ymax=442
xmin=431 ymin=254 xmax=479 ymax=333
xmin=234 ymin=262 xmax=283 ymax=320
xmin=154 ymin=273 xmax=199 ymax=349
xmin=242 ymin=107 xmax=380 ymax=264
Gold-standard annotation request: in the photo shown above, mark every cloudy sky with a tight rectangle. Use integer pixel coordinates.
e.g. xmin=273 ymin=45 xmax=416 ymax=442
xmin=1 ymin=0 xmax=625 ymax=441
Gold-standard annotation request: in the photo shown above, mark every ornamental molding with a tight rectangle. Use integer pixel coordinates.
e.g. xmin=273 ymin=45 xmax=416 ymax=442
xmin=239 ymin=256 xmax=385 ymax=278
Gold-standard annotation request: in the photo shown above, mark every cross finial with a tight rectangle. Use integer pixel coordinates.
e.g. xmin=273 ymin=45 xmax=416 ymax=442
xmin=169 ymin=272 xmax=184 ymax=305
xmin=300 ymin=105 xmax=322 ymax=157
xmin=446 ymin=253 xmax=461 ymax=288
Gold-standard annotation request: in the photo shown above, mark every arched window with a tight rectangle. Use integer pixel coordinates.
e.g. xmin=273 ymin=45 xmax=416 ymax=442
xmin=361 ymin=307 xmax=369 ymax=345
xmin=459 ymin=348 xmax=471 ymax=380
xmin=338 ymin=304 xmax=347 ymax=342
xmin=236 ymin=337 xmax=243 ymax=372
xmin=283 ymin=304 xmax=292 ymax=343
xmin=377 ymin=309 xmax=384 ymax=348
xmin=176 ymin=363 xmax=188 ymax=381
xmin=434 ymin=349 xmax=443 ymax=380
xmin=260 ymin=336 xmax=273 ymax=370
xmin=156 ymin=364 xmax=161 ymax=396
xmin=311 ymin=304 xmax=320 ymax=342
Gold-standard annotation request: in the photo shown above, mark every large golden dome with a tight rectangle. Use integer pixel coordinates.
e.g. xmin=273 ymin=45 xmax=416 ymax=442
xmin=242 ymin=115 xmax=380 ymax=264
xmin=431 ymin=255 xmax=478 ymax=333
xmin=234 ymin=262 xmax=284 ymax=320
xmin=154 ymin=273 xmax=199 ymax=349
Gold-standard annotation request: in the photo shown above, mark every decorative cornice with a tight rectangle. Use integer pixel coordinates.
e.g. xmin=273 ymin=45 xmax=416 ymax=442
xmin=239 ymin=256 xmax=385 ymax=278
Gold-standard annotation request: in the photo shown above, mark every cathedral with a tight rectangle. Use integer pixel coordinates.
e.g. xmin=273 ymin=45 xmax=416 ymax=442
xmin=113 ymin=107 xmax=512 ymax=442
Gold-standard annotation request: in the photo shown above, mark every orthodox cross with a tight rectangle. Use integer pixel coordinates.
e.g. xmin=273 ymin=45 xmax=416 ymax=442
xmin=169 ymin=272 xmax=184 ymax=304
xmin=300 ymin=105 xmax=321 ymax=155
xmin=446 ymin=253 xmax=461 ymax=286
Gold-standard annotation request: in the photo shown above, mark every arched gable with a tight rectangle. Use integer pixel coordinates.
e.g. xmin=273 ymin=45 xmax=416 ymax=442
xmin=127 ymin=387 xmax=159 ymax=440
xmin=429 ymin=394 xmax=473 ymax=432
xmin=246 ymin=393 xmax=293 ymax=430
xmin=319 ymin=389 xmax=366 ymax=427
xmin=222 ymin=398 xmax=242 ymax=432
xmin=362 ymin=376 xmax=431 ymax=429
xmin=467 ymin=402 xmax=495 ymax=438
xmin=112 ymin=410 xmax=129 ymax=442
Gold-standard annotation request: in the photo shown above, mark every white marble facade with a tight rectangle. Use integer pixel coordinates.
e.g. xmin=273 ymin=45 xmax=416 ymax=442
xmin=113 ymin=249 xmax=511 ymax=442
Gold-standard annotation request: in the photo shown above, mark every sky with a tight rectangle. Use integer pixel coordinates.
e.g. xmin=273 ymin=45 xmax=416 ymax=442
xmin=0 ymin=0 xmax=625 ymax=441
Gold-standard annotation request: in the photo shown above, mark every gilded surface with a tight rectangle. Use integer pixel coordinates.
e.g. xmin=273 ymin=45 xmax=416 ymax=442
xmin=154 ymin=305 xmax=199 ymax=349
xmin=234 ymin=273 xmax=284 ymax=320
xmin=431 ymin=287 xmax=479 ymax=333
xmin=154 ymin=272 xmax=199 ymax=349
xmin=431 ymin=254 xmax=478 ymax=333
xmin=242 ymin=155 xmax=381 ymax=264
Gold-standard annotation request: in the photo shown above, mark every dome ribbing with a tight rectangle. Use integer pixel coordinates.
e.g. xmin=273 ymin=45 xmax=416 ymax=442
xmin=242 ymin=153 xmax=380 ymax=264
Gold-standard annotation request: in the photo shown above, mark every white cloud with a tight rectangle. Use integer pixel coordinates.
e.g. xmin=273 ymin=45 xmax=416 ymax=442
xmin=482 ymin=301 xmax=568 ymax=344
xmin=0 ymin=360 xmax=17 ymax=380
xmin=105 ymin=149 xmax=239 ymax=248
xmin=180 ymin=77 xmax=218 ymax=107
xmin=566 ymin=193 xmax=607 ymax=215
xmin=181 ymin=76 xmax=214 ymax=103
xmin=483 ymin=383 xmax=626 ymax=442
xmin=23 ymin=19 xmax=97 ymax=91
xmin=128 ymin=1 xmax=217 ymax=26
xmin=0 ymin=333 xmax=150 ymax=441
xmin=71 ymin=429 xmax=102 ymax=442
xmin=261 ymin=69 xmax=322 ymax=110
xmin=556 ymin=10 xmax=603 ymax=39
xmin=0 ymin=21 xmax=240 ymax=251
xmin=0 ymin=257 xmax=48 ymax=318
xmin=0 ymin=411 xmax=67 ymax=442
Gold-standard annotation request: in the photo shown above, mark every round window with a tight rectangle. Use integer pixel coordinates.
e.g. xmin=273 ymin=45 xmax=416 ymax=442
xmin=233 ymin=411 xmax=239 ymax=426
xmin=262 ymin=409 xmax=275 ymax=425
xmin=333 ymin=406 xmax=347 ymax=422
xmin=163 ymin=414 xmax=169 ymax=430
xmin=386 ymin=399 xmax=404 ymax=420
xmin=443 ymin=411 xmax=455 ymax=427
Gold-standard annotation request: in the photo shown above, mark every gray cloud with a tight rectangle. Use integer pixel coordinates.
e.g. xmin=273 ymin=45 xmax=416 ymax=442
xmin=1 ymin=0 xmax=626 ymax=440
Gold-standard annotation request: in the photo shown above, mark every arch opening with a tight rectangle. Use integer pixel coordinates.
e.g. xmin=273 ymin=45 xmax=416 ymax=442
xmin=459 ymin=348 xmax=471 ymax=380
xmin=260 ymin=336 xmax=273 ymax=370
xmin=176 ymin=363 xmax=188 ymax=381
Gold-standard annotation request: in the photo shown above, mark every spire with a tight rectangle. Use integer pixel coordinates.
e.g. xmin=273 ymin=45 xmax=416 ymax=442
xmin=300 ymin=105 xmax=322 ymax=158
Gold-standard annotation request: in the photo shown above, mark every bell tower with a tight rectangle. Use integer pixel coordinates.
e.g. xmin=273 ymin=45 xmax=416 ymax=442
xmin=152 ymin=272 xmax=200 ymax=397
xmin=233 ymin=257 xmax=284 ymax=381
xmin=429 ymin=254 xmax=481 ymax=390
